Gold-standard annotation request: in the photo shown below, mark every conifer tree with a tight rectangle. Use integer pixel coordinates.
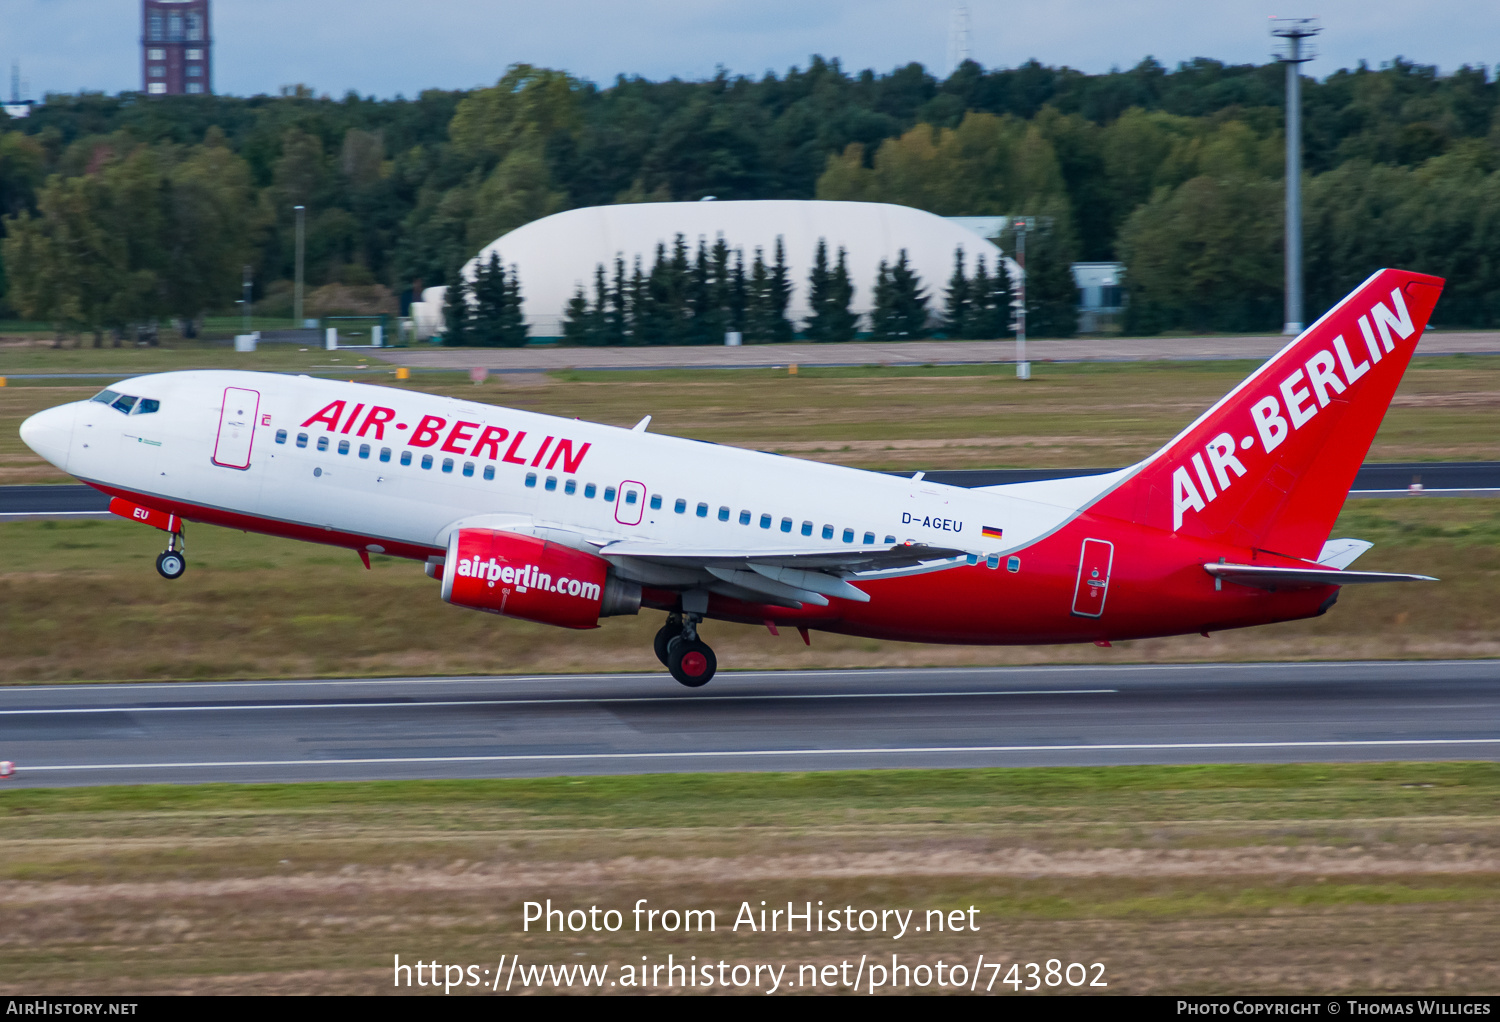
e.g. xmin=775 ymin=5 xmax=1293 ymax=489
xmin=728 ymin=247 xmax=747 ymax=336
xmin=869 ymin=259 xmax=896 ymax=341
xmin=943 ymin=246 xmax=970 ymax=339
xmin=804 ymin=238 xmax=832 ymax=341
xmin=470 ymin=252 xmax=508 ymax=346
xmin=627 ymin=255 xmax=649 ymax=345
xmin=768 ymin=236 xmax=793 ymax=343
xmin=561 ymin=284 xmax=591 ymax=345
xmin=605 ymin=256 xmax=629 ymax=346
xmin=442 ymin=268 xmax=473 ymax=346
xmin=827 ymin=246 xmax=857 ymax=342
xmin=888 ymin=249 xmax=928 ymax=338
xmin=498 ymin=261 xmax=528 ymax=347
xmin=745 ymin=246 xmax=773 ymax=343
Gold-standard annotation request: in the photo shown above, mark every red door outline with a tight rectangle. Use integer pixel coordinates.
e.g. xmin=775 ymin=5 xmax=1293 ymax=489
xmin=615 ymin=480 xmax=646 ymax=526
xmin=1070 ymin=538 xmax=1114 ymax=618
xmin=212 ymin=387 xmax=260 ymax=470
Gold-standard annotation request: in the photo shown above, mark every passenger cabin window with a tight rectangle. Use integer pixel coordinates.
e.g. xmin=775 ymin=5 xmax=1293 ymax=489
xmin=564 ymin=479 xmax=576 ymax=494
xmin=674 ymin=499 xmax=686 ymax=514
xmin=585 ymin=484 xmax=597 ymax=499
xmin=696 ymin=503 xmax=709 ymax=518
xmin=604 ymin=486 xmax=617 ymax=502
xmin=317 ymin=436 xmax=329 ymax=452
xmin=379 ymin=448 xmax=391 ymax=463
xmin=544 ymin=476 xmax=557 ymax=491
xmin=884 ymin=535 xmax=896 ymax=544
xmin=337 ymin=439 xmax=350 ymax=455
xmin=358 ymin=444 xmax=370 ymax=459
xmin=822 ymin=525 xmax=834 ymax=540
xmin=760 ymin=514 xmax=772 ymax=529
xmin=863 ymin=531 xmax=875 ymax=544
xmin=718 ymin=506 xmax=730 ymax=522
xmin=275 ymin=430 xmax=287 ymax=444
xmin=625 ymin=490 xmax=638 ymax=504
xmin=842 ymin=528 xmax=855 ymax=543
xmin=420 ymin=454 xmax=433 ymax=470
xmin=483 ymin=465 xmax=495 ymax=481
xmin=801 ymin=521 xmax=813 ymax=536
xmin=780 ymin=517 xmax=793 ymax=533
xmin=462 ymin=462 xmax=475 ymax=478
xmin=649 ymin=494 xmax=662 ymax=510
xmin=400 ymin=451 xmax=412 ymax=466
xmin=738 ymin=510 xmax=751 ymax=526
xmin=442 ymin=458 xmax=454 ymax=473
xmin=525 ymin=473 xmax=537 ymax=487
xmin=296 ymin=433 xmax=308 ymax=448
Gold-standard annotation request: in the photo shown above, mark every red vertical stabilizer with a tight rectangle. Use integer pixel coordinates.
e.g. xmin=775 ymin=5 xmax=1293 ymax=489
xmin=1094 ymin=269 xmax=1444 ymax=560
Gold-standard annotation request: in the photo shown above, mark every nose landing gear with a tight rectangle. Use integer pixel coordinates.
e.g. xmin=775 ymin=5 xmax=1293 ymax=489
xmin=155 ymin=532 xmax=186 ymax=580
xmin=656 ymin=611 xmax=717 ymax=687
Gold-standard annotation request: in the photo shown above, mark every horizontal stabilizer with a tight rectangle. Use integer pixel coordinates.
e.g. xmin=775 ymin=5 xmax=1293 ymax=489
xmin=1204 ymin=562 xmax=1437 ymax=591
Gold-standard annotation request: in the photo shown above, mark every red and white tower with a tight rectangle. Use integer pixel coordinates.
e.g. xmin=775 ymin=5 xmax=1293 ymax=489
xmin=142 ymin=1 xmax=212 ymax=96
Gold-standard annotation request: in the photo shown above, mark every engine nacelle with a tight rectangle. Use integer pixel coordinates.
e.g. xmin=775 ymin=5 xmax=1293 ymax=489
xmin=440 ymin=528 xmax=639 ymax=629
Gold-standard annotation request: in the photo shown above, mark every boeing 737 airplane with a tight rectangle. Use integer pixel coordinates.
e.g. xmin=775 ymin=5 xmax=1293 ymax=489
xmin=20 ymin=268 xmax=1443 ymax=686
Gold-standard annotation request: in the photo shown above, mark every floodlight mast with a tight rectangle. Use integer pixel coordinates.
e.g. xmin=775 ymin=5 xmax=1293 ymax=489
xmin=1272 ymin=16 xmax=1320 ymax=335
xmin=293 ymin=205 xmax=306 ymax=327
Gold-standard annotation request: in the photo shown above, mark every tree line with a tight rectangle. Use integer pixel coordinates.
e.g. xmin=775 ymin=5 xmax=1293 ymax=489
xmin=3 ymin=55 xmax=1499 ymax=338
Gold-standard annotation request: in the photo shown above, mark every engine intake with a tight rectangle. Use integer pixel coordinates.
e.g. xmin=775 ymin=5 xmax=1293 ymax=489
xmin=441 ymin=528 xmax=639 ymax=629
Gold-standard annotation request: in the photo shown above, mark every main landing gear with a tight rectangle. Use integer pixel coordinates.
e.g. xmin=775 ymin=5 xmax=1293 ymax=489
xmin=155 ymin=532 xmax=186 ymax=580
xmin=654 ymin=612 xmax=718 ymax=688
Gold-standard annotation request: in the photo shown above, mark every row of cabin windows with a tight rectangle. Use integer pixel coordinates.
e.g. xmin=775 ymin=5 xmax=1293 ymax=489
xmin=276 ymin=429 xmax=898 ymax=547
xmin=668 ymin=496 xmax=894 ymax=545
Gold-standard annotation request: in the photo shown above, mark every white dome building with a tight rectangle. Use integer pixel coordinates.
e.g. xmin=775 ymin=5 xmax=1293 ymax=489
xmin=411 ymin=200 xmax=1008 ymax=341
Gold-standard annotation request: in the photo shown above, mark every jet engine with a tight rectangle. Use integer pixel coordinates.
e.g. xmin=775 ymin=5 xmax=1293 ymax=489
xmin=440 ymin=528 xmax=640 ymax=629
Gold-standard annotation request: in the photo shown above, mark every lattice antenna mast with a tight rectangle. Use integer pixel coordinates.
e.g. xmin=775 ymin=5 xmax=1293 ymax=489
xmin=948 ymin=4 xmax=971 ymax=76
xmin=1271 ymin=16 xmax=1320 ymax=335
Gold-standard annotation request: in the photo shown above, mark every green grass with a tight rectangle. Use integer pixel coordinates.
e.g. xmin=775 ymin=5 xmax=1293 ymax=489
xmin=4 ymin=762 xmax=1497 ymax=826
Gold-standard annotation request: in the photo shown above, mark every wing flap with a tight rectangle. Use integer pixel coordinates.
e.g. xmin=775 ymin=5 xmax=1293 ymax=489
xmin=598 ymin=539 xmax=967 ymax=573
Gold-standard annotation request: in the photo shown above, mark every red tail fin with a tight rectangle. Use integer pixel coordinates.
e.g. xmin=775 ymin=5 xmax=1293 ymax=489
xmin=1097 ymin=269 xmax=1445 ymax=559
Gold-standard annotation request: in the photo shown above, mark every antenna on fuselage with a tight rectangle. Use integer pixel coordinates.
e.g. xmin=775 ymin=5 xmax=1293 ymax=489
xmin=632 ymin=415 xmax=652 ymax=433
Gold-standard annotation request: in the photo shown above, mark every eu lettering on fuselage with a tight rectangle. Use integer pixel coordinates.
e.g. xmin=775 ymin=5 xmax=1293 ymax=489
xmin=1172 ymin=286 xmax=1415 ymax=531
xmin=900 ymin=512 xmax=963 ymax=533
xmin=299 ymin=401 xmax=591 ymax=474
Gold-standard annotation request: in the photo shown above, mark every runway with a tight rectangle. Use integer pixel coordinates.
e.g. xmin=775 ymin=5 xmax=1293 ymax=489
xmin=4 ymin=460 xmax=1498 ymax=522
xmin=1 ymin=660 xmax=1497 ymax=787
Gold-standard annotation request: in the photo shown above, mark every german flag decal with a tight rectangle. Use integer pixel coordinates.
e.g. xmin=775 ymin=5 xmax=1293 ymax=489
xmin=982 ymin=525 xmax=1003 ymax=539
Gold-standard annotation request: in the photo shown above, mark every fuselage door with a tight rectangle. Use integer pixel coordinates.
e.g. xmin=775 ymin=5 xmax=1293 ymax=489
xmin=1070 ymin=538 xmax=1114 ymax=618
xmin=212 ymin=387 xmax=261 ymax=470
xmin=615 ymin=480 xmax=646 ymax=526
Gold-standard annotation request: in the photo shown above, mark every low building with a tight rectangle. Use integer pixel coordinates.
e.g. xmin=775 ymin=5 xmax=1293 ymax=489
xmin=1071 ymin=262 xmax=1126 ymax=333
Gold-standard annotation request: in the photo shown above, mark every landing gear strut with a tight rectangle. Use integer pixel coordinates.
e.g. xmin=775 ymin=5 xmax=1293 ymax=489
xmin=155 ymin=531 xmax=186 ymax=580
xmin=659 ymin=611 xmax=717 ymax=687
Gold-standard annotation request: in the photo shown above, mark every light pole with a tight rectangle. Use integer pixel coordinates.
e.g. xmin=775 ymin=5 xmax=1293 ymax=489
xmin=1271 ymin=17 xmax=1320 ymax=335
xmin=242 ymin=264 xmax=253 ymax=334
xmin=293 ymin=204 xmax=306 ymax=327
xmin=1012 ymin=217 xmax=1030 ymax=379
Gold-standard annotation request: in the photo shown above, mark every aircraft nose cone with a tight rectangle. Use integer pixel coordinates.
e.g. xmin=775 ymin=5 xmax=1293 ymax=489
xmin=19 ymin=403 xmax=76 ymax=471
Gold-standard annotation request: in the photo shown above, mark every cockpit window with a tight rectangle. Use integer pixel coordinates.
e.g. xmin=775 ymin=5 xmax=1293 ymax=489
xmin=133 ymin=398 xmax=160 ymax=415
xmin=111 ymin=395 xmax=138 ymax=414
xmin=90 ymin=390 xmax=159 ymax=415
xmin=90 ymin=389 xmax=121 ymax=405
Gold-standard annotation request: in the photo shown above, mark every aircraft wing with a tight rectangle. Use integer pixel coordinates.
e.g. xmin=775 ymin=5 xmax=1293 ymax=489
xmin=596 ymin=539 xmax=970 ymax=608
xmin=1204 ymin=562 xmax=1438 ymax=590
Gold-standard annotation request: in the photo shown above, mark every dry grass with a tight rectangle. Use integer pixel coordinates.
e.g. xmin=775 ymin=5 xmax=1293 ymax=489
xmin=0 ymin=765 xmax=1496 ymax=994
